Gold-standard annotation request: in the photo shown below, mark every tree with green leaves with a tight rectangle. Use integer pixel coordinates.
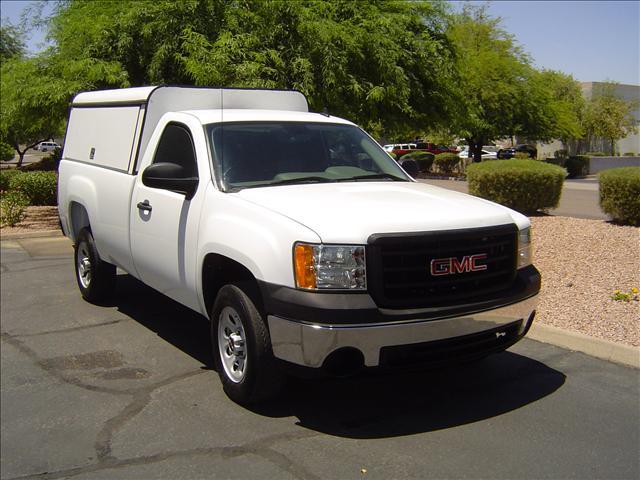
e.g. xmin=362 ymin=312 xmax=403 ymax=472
xmin=447 ymin=5 xmax=583 ymax=162
xmin=0 ymin=23 xmax=25 ymax=62
xmin=583 ymin=82 xmax=637 ymax=155
xmin=47 ymin=0 xmax=459 ymax=137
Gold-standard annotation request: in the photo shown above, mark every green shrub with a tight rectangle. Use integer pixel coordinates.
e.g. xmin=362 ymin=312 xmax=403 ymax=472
xmin=387 ymin=151 xmax=398 ymax=161
xmin=0 ymin=142 xmax=14 ymax=162
xmin=565 ymin=155 xmax=590 ymax=178
xmin=400 ymin=151 xmax=435 ymax=173
xmin=8 ymin=171 xmax=58 ymax=206
xmin=20 ymin=156 xmax=58 ymax=172
xmin=586 ymin=151 xmax=606 ymax=156
xmin=513 ymin=152 xmax=530 ymax=159
xmin=599 ymin=167 xmax=640 ymax=225
xmin=434 ymin=153 xmax=460 ymax=175
xmin=623 ymin=152 xmax=636 ymax=156
xmin=0 ymin=169 xmax=23 ymax=191
xmin=0 ymin=191 xmax=29 ymax=226
xmin=467 ymin=159 xmax=565 ymax=214
xmin=542 ymin=157 xmax=566 ymax=168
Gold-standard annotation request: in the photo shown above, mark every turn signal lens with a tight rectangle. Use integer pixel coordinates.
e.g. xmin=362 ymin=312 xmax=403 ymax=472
xmin=293 ymin=243 xmax=366 ymax=290
xmin=517 ymin=227 xmax=533 ymax=269
xmin=294 ymin=243 xmax=316 ymax=289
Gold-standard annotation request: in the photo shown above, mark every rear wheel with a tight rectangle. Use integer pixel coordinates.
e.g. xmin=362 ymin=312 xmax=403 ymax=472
xmin=74 ymin=228 xmax=116 ymax=303
xmin=211 ymin=284 xmax=283 ymax=404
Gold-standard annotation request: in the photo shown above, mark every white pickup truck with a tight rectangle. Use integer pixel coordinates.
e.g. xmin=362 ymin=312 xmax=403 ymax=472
xmin=58 ymin=86 xmax=540 ymax=404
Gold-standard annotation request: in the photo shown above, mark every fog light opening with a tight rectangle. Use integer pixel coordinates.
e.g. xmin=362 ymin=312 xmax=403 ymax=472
xmin=323 ymin=348 xmax=365 ymax=377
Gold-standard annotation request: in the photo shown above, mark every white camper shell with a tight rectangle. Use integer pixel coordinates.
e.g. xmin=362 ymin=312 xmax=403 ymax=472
xmin=64 ymin=86 xmax=309 ymax=173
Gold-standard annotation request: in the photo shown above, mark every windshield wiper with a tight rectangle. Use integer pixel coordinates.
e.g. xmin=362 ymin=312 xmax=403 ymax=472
xmin=336 ymin=173 xmax=406 ymax=182
xmin=268 ymin=176 xmax=337 ymax=186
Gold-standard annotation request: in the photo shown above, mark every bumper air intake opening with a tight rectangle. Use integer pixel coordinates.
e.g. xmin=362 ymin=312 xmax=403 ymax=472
xmin=322 ymin=348 xmax=365 ymax=377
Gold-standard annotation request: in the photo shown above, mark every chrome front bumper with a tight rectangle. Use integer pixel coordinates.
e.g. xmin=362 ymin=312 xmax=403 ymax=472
xmin=268 ymin=295 xmax=537 ymax=368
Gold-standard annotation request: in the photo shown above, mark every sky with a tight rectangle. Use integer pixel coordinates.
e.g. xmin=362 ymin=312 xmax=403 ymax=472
xmin=1 ymin=0 xmax=639 ymax=85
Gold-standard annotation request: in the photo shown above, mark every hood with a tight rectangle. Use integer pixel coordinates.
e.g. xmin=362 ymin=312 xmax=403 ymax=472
xmin=235 ymin=181 xmax=528 ymax=243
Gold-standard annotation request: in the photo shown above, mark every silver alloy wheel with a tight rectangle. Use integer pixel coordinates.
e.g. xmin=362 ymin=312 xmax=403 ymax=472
xmin=76 ymin=241 xmax=92 ymax=289
xmin=217 ymin=306 xmax=247 ymax=383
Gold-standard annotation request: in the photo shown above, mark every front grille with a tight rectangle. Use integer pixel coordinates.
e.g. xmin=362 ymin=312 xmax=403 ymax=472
xmin=379 ymin=320 xmax=523 ymax=368
xmin=367 ymin=224 xmax=517 ymax=308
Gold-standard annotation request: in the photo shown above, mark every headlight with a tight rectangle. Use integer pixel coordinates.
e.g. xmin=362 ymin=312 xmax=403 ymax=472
xmin=294 ymin=243 xmax=366 ymax=290
xmin=517 ymin=227 xmax=532 ymax=269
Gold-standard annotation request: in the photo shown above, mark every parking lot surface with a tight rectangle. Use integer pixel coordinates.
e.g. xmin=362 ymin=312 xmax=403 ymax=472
xmin=1 ymin=237 xmax=638 ymax=479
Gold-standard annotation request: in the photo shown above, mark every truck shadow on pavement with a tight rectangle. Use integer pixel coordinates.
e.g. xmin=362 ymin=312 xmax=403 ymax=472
xmin=112 ymin=274 xmax=566 ymax=439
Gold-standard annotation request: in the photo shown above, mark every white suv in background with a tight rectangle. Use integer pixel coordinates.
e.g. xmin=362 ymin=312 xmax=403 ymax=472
xmin=36 ymin=141 xmax=60 ymax=152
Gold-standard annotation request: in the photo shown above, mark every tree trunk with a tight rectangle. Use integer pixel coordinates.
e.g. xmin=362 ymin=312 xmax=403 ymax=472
xmin=16 ymin=147 xmax=29 ymax=168
xmin=473 ymin=140 xmax=483 ymax=163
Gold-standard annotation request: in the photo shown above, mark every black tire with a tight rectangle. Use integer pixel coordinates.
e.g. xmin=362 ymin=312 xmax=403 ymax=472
xmin=210 ymin=284 xmax=284 ymax=405
xmin=74 ymin=228 xmax=116 ymax=303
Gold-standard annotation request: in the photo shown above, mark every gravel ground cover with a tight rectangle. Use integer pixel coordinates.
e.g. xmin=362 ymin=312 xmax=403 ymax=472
xmin=1 ymin=210 xmax=638 ymax=346
xmin=531 ymin=216 xmax=639 ymax=346
xmin=0 ymin=206 xmax=59 ymax=234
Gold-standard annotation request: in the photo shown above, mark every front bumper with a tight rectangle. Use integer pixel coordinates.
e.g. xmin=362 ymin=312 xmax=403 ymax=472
xmin=264 ymin=266 xmax=540 ymax=369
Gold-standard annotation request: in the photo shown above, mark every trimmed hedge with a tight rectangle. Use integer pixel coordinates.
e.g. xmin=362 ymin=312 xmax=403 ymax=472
xmin=599 ymin=167 xmax=640 ymax=225
xmin=434 ymin=153 xmax=460 ymax=174
xmin=8 ymin=171 xmax=58 ymax=206
xmin=0 ymin=169 xmax=23 ymax=191
xmin=400 ymin=151 xmax=435 ymax=173
xmin=565 ymin=155 xmax=589 ymax=178
xmin=467 ymin=159 xmax=565 ymax=214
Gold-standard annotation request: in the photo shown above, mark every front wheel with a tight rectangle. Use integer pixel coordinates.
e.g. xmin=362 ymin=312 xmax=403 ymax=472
xmin=74 ymin=228 xmax=116 ymax=303
xmin=210 ymin=284 xmax=284 ymax=404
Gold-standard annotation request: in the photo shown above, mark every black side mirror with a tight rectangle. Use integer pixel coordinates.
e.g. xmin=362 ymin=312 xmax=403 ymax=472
xmin=142 ymin=162 xmax=198 ymax=199
xmin=399 ymin=158 xmax=419 ymax=178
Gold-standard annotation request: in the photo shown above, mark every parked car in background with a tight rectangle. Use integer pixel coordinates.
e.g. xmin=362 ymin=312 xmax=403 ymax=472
xmin=497 ymin=144 xmax=537 ymax=159
xmin=36 ymin=141 xmax=61 ymax=152
xmin=388 ymin=144 xmax=418 ymax=156
xmin=387 ymin=142 xmax=457 ymax=157
xmin=459 ymin=148 xmax=498 ymax=160
xmin=414 ymin=142 xmax=458 ymax=155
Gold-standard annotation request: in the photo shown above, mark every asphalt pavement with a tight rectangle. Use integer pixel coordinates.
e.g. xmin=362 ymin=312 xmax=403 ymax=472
xmin=1 ymin=237 xmax=638 ymax=479
xmin=419 ymin=177 xmax=606 ymax=220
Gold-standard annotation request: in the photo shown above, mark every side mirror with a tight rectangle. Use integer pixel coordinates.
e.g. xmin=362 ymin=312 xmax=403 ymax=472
xmin=142 ymin=163 xmax=198 ymax=199
xmin=398 ymin=158 xmax=419 ymax=178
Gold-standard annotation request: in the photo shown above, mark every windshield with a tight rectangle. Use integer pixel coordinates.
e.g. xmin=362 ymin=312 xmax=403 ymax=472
xmin=207 ymin=122 xmax=410 ymax=191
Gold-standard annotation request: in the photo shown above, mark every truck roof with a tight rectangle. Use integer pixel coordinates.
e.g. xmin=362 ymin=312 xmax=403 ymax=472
xmin=182 ymin=109 xmax=355 ymax=126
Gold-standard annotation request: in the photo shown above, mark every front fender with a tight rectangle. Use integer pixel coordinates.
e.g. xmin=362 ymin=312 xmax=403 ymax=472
xmin=196 ymin=189 xmax=320 ymax=314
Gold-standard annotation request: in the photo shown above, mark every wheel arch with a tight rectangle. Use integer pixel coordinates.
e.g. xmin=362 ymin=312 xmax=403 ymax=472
xmin=68 ymin=201 xmax=91 ymax=242
xmin=202 ymin=253 xmax=264 ymax=318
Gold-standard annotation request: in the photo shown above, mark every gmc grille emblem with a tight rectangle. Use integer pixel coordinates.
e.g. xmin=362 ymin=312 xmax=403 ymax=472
xmin=430 ymin=253 xmax=487 ymax=276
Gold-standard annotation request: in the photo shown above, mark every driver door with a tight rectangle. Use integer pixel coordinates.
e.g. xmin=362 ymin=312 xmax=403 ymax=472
xmin=129 ymin=121 xmax=203 ymax=310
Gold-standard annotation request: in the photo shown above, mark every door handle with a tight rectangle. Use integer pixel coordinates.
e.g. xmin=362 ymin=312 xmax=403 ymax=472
xmin=137 ymin=200 xmax=152 ymax=212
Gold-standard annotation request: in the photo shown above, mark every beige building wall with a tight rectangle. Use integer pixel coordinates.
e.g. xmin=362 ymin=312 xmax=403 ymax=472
xmin=536 ymin=82 xmax=639 ymax=158
xmin=580 ymin=82 xmax=640 ymax=155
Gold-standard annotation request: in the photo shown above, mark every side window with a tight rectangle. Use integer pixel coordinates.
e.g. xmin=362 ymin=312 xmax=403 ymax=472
xmin=153 ymin=123 xmax=198 ymax=177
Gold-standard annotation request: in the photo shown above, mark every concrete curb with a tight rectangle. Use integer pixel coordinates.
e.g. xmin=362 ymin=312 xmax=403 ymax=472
xmin=0 ymin=229 xmax=63 ymax=240
xmin=528 ymin=323 xmax=639 ymax=369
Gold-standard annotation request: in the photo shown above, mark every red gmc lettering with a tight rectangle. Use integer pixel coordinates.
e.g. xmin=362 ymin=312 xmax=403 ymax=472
xmin=430 ymin=253 xmax=487 ymax=276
